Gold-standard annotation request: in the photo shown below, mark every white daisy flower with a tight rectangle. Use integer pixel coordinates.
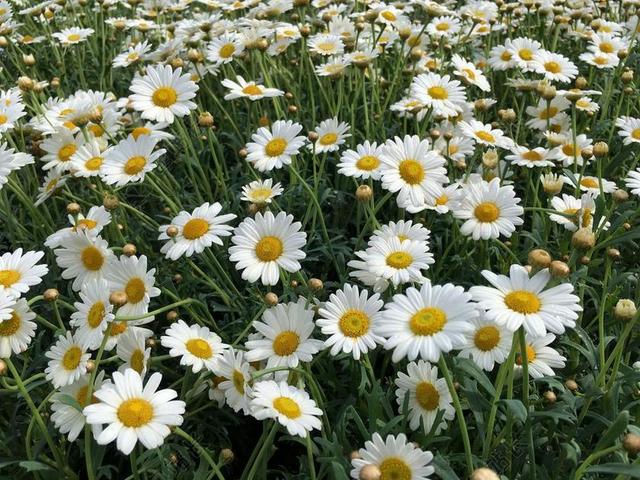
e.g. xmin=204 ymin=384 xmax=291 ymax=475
xmin=222 ymin=75 xmax=284 ymax=101
xmin=377 ymin=281 xmax=477 ymax=362
xmin=308 ymin=33 xmax=344 ymax=56
xmin=212 ymin=348 xmax=254 ymax=414
xmin=45 ymin=332 xmax=91 ymax=388
xmin=229 ymin=211 xmax=306 ymax=286
xmin=112 ymin=40 xmax=151 ymax=68
xmin=245 ymin=299 xmax=323 ymax=374
xmin=207 ymin=32 xmax=245 ymax=64
xmin=161 ymin=319 xmax=228 ymax=373
xmin=470 ymin=264 xmax=582 ymax=337
xmin=426 ymin=16 xmax=461 ymax=38
xmin=102 ymin=135 xmax=166 ymax=187
xmin=40 ymin=129 xmax=85 ymax=172
xmin=309 ymin=118 xmax=351 ymax=153
xmin=0 ymin=249 xmax=48 ymax=300
xmin=128 ymin=122 xmax=175 ymax=142
xmin=459 ymin=120 xmax=514 ymax=149
xmin=241 ymin=179 xmax=284 ymax=204
xmin=410 ymin=73 xmax=467 ymax=118
xmin=130 ymin=65 xmax=198 ymax=123
xmin=566 ymin=175 xmax=617 ymax=196
xmin=350 ymin=433 xmax=435 ymax=480
xmin=69 ymin=139 xmax=109 ymax=177
xmin=514 ymin=333 xmax=566 ymax=379
xmin=532 ymin=50 xmax=578 ymax=83
xmin=488 ymin=42 xmax=517 ymax=71
xmin=508 ymin=37 xmax=542 ymax=71
xmin=116 ymin=328 xmax=151 ymax=377
xmin=45 ymin=205 xmax=112 ymax=249
xmin=549 ymin=132 xmax=593 ymax=167
xmin=372 ymin=219 xmax=431 ymax=244
xmin=425 ymin=183 xmax=462 ymax=214
xmin=505 ymin=145 xmax=554 ymax=168
xmin=458 ymin=314 xmax=513 ymax=371
xmin=245 ymin=120 xmax=306 ymax=172
xmin=364 ymin=237 xmax=434 ymax=288
xmin=615 ymin=116 xmax=640 ymax=145
xmin=625 ymin=167 xmax=640 ymax=196
xmin=105 ymin=255 xmax=160 ymax=321
xmin=83 ymin=369 xmax=185 ymax=454
xmin=158 ymin=202 xmax=236 ymax=260
xmin=579 ymin=51 xmax=619 ymax=69
xmin=35 ymin=171 xmax=68 ymax=207
xmin=0 ymin=142 xmax=33 ymax=189
xmin=337 ymin=140 xmax=384 ymax=180
xmin=70 ymin=278 xmax=115 ymax=350
xmin=451 ymin=54 xmax=491 ymax=92
xmin=0 ymin=298 xmax=37 ymax=357
xmin=250 ymin=380 xmax=322 ymax=438
xmin=395 ymin=360 xmax=455 ymax=434
xmin=54 ymin=231 xmax=114 ymax=291
xmin=525 ymin=96 xmax=570 ymax=131
xmin=317 ymin=284 xmax=385 ymax=360
xmin=52 ymin=27 xmax=94 ymax=45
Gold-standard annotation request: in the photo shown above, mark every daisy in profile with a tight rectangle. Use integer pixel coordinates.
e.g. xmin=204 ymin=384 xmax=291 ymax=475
xmin=45 ymin=205 xmax=112 ymax=249
xmin=337 ymin=141 xmax=384 ymax=180
xmin=372 ymin=219 xmax=431 ymax=244
xmin=459 ymin=120 xmax=514 ymax=149
xmin=51 ymin=372 xmax=106 ymax=442
xmin=106 ymin=255 xmax=160 ymax=320
xmin=102 ymin=135 xmax=166 ymax=186
xmin=161 ymin=319 xmax=228 ymax=373
xmin=245 ymin=120 xmax=306 ymax=172
xmin=309 ymin=118 xmax=351 ymax=153
xmin=207 ymin=32 xmax=245 ymax=64
xmin=70 ymin=279 xmax=115 ymax=350
xmin=379 ymin=135 xmax=448 ymax=210
xmin=365 ymin=237 xmax=434 ymax=288
xmin=410 ymin=73 xmax=467 ymax=117
xmin=458 ymin=314 xmax=513 ymax=371
xmin=35 ymin=171 xmax=68 ymax=206
xmin=128 ymin=122 xmax=175 ymax=141
xmin=549 ymin=193 xmax=600 ymax=232
xmin=84 ymin=369 xmax=185 ymax=454
xmin=229 ymin=211 xmax=306 ymax=286
xmin=505 ymin=145 xmax=554 ymax=168
xmin=130 ymin=65 xmax=198 ymax=123
xmin=222 ymin=75 xmax=284 ymax=101
xmin=453 ymin=178 xmax=524 ymax=240
xmin=532 ymin=50 xmax=578 ymax=83
xmin=52 ymin=27 xmax=94 ymax=45
xmin=451 ymin=54 xmax=491 ymax=92
xmin=615 ymin=117 xmax=640 ymax=145
xmin=525 ymin=96 xmax=570 ymax=131
xmin=625 ymin=168 xmax=640 ymax=196
xmin=241 ymin=179 xmax=284 ymax=205
xmin=250 ymin=380 xmax=322 ymax=438
xmin=347 ymin=249 xmax=391 ymax=294
xmin=350 ymin=433 xmax=435 ymax=480
xmin=245 ymin=299 xmax=323 ymax=373
xmin=579 ymin=51 xmax=619 ymax=69
xmin=112 ymin=40 xmax=151 ymax=68
xmin=159 ymin=202 xmax=236 ymax=260
xmin=116 ymin=329 xmax=151 ymax=376
xmin=0 ymin=249 xmax=48 ymax=299
xmin=212 ymin=348 xmax=254 ymax=414
xmin=550 ymin=132 xmax=593 ymax=167
xmin=69 ymin=139 xmax=108 ymax=177
xmin=395 ymin=360 xmax=454 ymax=434
xmin=0 ymin=143 xmax=33 ymax=189
xmin=566 ymin=175 xmax=617 ymax=196
xmin=45 ymin=332 xmax=91 ymax=388
xmin=514 ymin=333 xmax=566 ymax=379
xmin=53 ymin=231 xmax=114 ymax=291
xmin=0 ymin=298 xmax=37 ymax=357
xmin=425 ymin=183 xmax=462 ymax=214
xmin=470 ymin=264 xmax=582 ymax=337
xmin=378 ymin=281 xmax=477 ymax=362
xmin=317 ymin=284 xmax=385 ymax=360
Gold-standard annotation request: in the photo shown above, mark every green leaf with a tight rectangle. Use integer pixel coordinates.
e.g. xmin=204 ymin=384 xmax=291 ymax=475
xmin=586 ymin=463 xmax=640 ymax=478
xmin=595 ymin=411 xmax=629 ymax=451
xmin=18 ymin=461 xmax=55 ymax=473
xmin=499 ymin=399 xmax=528 ymax=423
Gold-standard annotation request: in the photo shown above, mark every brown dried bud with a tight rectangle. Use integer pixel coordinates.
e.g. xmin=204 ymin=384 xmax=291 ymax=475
xmin=308 ymin=278 xmax=323 ymax=291
xmin=265 ymin=292 xmax=279 ymax=306
xmin=359 ymin=464 xmax=381 ymax=480
xmin=258 ymin=116 xmax=270 ymax=127
xmin=543 ymin=390 xmax=557 ymax=404
xmin=173 ymin=273 xmax=183 ymax=284
xmin=85 ymin=360 xmax=96 ymax=373
xmin=607 ymin=248 xmax=620 ymax=260
xmin=166 ymin=310 xmax=179 ymax=322
xmin=122 ymin=244 xmax=137 ymax=257
xmin=0 ymin=359 xmax=6 ymax=376
xmin=565 ymin=379 xmax=578 ymax=391
xmin=166 ymin=226 xmax=179 ymax=238
xmin=198 ymin=112 xmax=214 ymax=127
xmin=43 ymin=288 xmax=59 ymax=302
xmin=103 ymin=194 xmax=119 ymax=210
xmin=623 ymin=433 xmax=640 ymax=455
xmin=528 ymin=249 xmax=552 ymax=268
xmin=575 ymin=76 xmax=588 ymax=89
xmin=221 ymin=448 xmax=234 ymax=463
xmin=356 ymin=185 xmax=373 ymax=202
xmin=612 ymin=189 xmax=629 ymax=203
xmin=549 ymin=260 xmax=570 ymax=278
xmin=471 ymin=467 xmax=500 ymax=480
xmin=308 ymin=131 xmax=319 ymax=142
xmin=592 ymin=141 xmax=609 ymax=157
xmin=66 ymin=202 xmax=81 ymax=215
xmin=572 ymin=228 xmax=596 ymax=250
xmin=109 ymin=291 xmax=128 ymax=307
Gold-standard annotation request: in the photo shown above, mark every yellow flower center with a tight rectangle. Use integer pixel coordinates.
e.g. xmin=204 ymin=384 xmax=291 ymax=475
xmin=356 ymin=155 xmax=380 ymax=171
xmin=338 ymin=309 xmax=370 ymax=337
xmin=265 ymin=138 xmax=287 ymax=157
xmin=67 ymin=33 xmax=81 ymax=42
xmin=398 ymin=159 xmax=425 ymax=185
xmin=576 ymin=98 xmax=590 ymax=108
xmin=152 ymin=86 xmax=178 ymax=107
xmin=475 ymin=130 xmax=495 ymax=143
xmin=62 ymin=346 xmax=83 ymax=370
xmin=599 ymin=42 xmax=614 ymax=53
xmin=87 ymin=302 xmax=105 ymax=328
xmin=130 ymin=349 xmax=146 ymax=374
xmin=580 ymin=177 xmax=599 ymax=188
xmin=516 ymin=345 xmax=536 ymax=365
xmin=474 ymin=325 xmax=501 ymax=351
xmin=504 ymin=290 xmax=541 ymax=314
xmin=125 ymin=277 xmax=146 ymax=304
xmin=272 ymin=396 xmax=301 ymax=418
xmin=255 ymin=236 xmax=283 ymax=261
xmin=0 ymin=269 xmax=20 ymax=287
xmin=316 ymin=42 xmax=336 ymax=53
xmin=385 ymin=251 xmax=413 ymax=269
xmin=75 ymin=219 xmax=98 ymax=231
xmin=379 ymin=457 xmax=412 ymax=480
xmin=319 ymin=133 xmax=338 ymax=146
xmin=0 ymin=312 xmax=20 ymax=336
xmin=81 ymin=246 xmax=104 ymax=271
xmin=474 ymin=202 xmax=500 ymax=222
xmin=0 ymin=115 xmax=7 ymax=125
xmin=182 ymin=218 xmax=209 ymax=240
xmin=117 ymin=398 xmax=154 ymax=427
xmin=75 ymin=385 xmax=98 ymax=408
xmin=232 ymin=370 xmax=245 ymax=393
xmin=631 ymin=128 xmax=640 ymax=140
xmin=242 ymin=84 xmax=263 ymax=96
xmin=562 ymin=144 xmax=577 ymax=157
xmin=186 ymin=338 xmax=213 ymax=359
xmin=110 ymin=321 xmax=127 ymax=336
xmin=124 ymin=155 xmax=147 ymax=175
xmin=249 ymin=188 xmax=273 ymax=202
xmin=436 ymin=22 xmax=450 ymax=31
xmin=219 ymin=43 xmax=236 ymax=58
xmin=84 ymin=156 xmax=103 ymax=171
xmin=381 ymin=10 xmax=396 ymax=21
xmin=544 ymin=61 xmax=561 ymax=73
xmin=463 ymin=68 xmax=476 ymax=80
xmin=501 ymin=51 xmax=512 ymax=61
xmin=410 ymin=307 xmax=447 ymax=336
xmin=131 ymin=127 xmax=151 ymax=139
xmin=594 ymin=56 xmax=609 ymax=66
xmin=435 ymin=194 xmax=448 ymax=206
xmin=127 ymin=52 xmax=140 ymax=61
xmin=272 ymin=330 xmax=299 ymax=356
xmin=427 ymin=86 xmax=448 ymax=100
xmin=522 ymin=150 xmax=542 ymax=161
xmin=415 ymin=381 xmax=440 ymax=410
xmin=518 ymin=48 xmax=533 ymax=61
xmin=58 ymin=143 xmax=77 ymax=162
xmin=539 ymin=106 xmax=558 ymax=120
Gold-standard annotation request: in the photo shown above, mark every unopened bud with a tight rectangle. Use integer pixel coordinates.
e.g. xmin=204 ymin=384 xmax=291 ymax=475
xmin=572 ymin=228 xmax=596 ymax=249
xmin=614 ymin=299 xmax=637 ymax=321
xmin=528 ymin=249 xmax=552 ymax=268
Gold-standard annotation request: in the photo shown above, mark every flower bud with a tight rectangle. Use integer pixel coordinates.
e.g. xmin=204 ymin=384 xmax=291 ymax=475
xmin=543 ymin=390 xmax=557 ymax=404
xmin=43 ymin=288 xmax=59 ymax=302
xmin=109 ymin=291 xmax=127 ymax=306
xmin=471 ymin=468 xmax=500 ymax=480
xmin=550 ymin=260 xmax=570 ymax=278
xmin=614 ymin=299 xmax=637 ymax=321
xmin=0 ymin=359 xmax=6 ymax=376
xmin=528 ymin=249 xmax=552 ymax=268
xmin=166 ymin=310 xmax=179 ymax=322
xmin=565 ymin=378 xmax=578 ymax=391
xmin=572 ymin=228 xmax=595 ymax=249
xmin=265 ymin=292 xmax=279 ymax=306
xmin=592 ymin=141 xmax=609 ymax=158
xmin=198 ymin=112 xmax=214 ymax=127
xmin=103 ymin=194 xmax=119 ymax=210
xmin=612 ymin=189 xmax=629 ymax=203
xmin=166 ymin=226 xmax=179 ymax=238
xmin=221 ymin=448 xmax=234 ymax=463
xmin=623 ymin=433 xmax=640 ymax=455
xmin=356 ymin=185 xmax=373 ymax=202
xmin=122 ymin=243 xmax=137 ymax=256
xmin=359 ymin=464 xmax=381 ymax=480
xmin=308 ymin=278 xmax=323 ymax=291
